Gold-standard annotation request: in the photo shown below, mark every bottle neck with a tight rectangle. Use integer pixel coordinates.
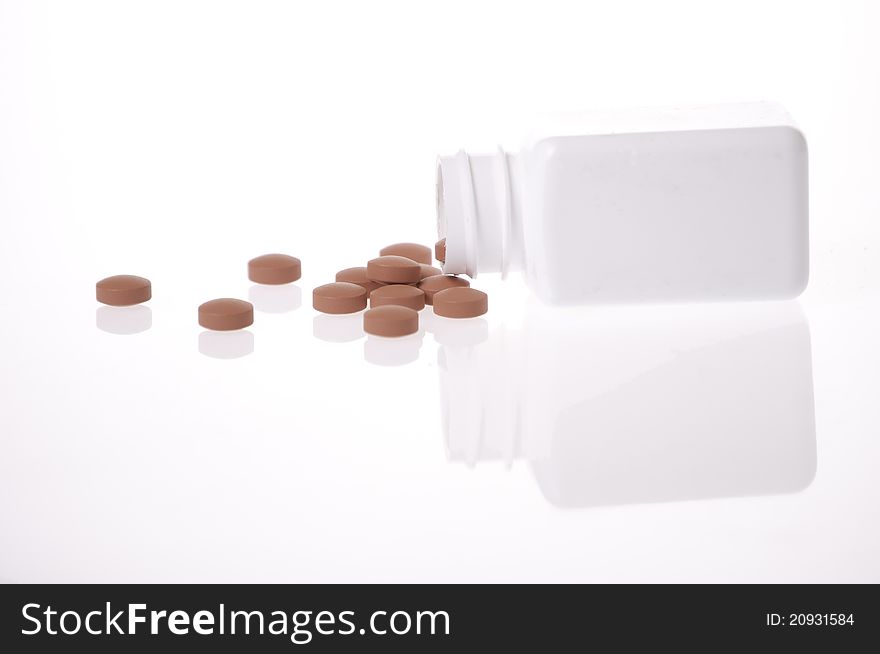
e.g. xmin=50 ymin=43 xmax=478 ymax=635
xmin=437 ymin=149 xmax=524 ymax=278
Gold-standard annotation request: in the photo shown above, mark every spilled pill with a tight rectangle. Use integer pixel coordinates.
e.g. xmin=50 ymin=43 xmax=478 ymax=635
xmin=379 ymin=242 xmax=432 ymax=265
xmin=418 ymin=274 xmax=470 ymax=305
xmin=432 ymin=287 xmax=488 ymax=318
xmin=96 ymin=275 xmax=152 ymax=306
xmin=435 ymin=238 xmax=446 ymax=263
xmin=313 ymin=282 xmax=368 ymax=314
xmin=363 ymin=305 xmax=420 ymax=337
xmin=366 ymin=255 xmax=422 ymax=284
xmin=419 ymin=264 xmax=442 ymax=280
xmin=370 ymin=284 xmax=426 ymax=311
xmin=336 ymin=267 xmax=385 ymax=295
xmin=248 ymin=254 xmax=302 ymax=285
xmin=198 ymin=298 xmax=254 ymax=331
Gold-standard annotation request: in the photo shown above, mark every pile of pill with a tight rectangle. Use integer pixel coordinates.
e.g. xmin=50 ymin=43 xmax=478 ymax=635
xmin=314 ymin=239 xmax=486 ymax=337
xmin=94 ymin=236 xmax=487 ymax=340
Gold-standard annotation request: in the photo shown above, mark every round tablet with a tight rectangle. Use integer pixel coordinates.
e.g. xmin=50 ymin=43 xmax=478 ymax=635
xmin=96 ymin=275 xmax=152 ymax=306
xmin=312 ymin=282 xmax=368 ymax=314
xmin=432 ymin=287 xmax=488 ymax=318
xmin=370 ymin=284 xmax=425 ymax=311
xmin=419 ymin=264 xmax=442 ymax=280
xmin=363 ymin=305 xmax=419 ymax=337
xmin=417 ymin=274 xmax=470 ymax=305
xmin=198 ymin=298 xmax=254 ymax=331
xmin=379 ymin=242 xmax=432 ymax=265
xmin=366 ymin=255 xmax=421 ymax=284
xmin=335 ymin=266 xmax=385 ymax=295
xmin=248 ymin=253 xmax=301 ymax=284
xmin=435 ymin=238 xmax=446 ymax=263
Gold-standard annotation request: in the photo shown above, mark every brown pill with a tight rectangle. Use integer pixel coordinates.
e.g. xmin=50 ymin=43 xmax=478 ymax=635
xmin=363 ymin=305 xmax=419 ymax=337
xmin=366 ymin=255 xmax=421 ymax=284
xmin=312 ymin=282 xmax=368 ymax=314
xmin=336 ymin=267 xmax=385 ymax=295
xmin=379 ymin=242 xmax=432 ymax=265
xmin=419 ymin=264 xmax=442 ymax=280
xmin=370 ymin=284 xmax=426 ymax=311
xmin=435 ymin=238 xmax=446 ymax=263
xmin=198 ymin=298 xmax=254 ymax=331
xmin=96 ymin=275 xmax=152 ymax=306
xmin=432 ymin=287 xmax=488 ymax=318
xmin=248 ymin=253 xmax=302 ymax=284
xmin=417 ymin=274 xmax=470 ymax=305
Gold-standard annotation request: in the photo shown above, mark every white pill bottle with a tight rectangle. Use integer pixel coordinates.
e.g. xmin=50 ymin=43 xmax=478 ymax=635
xmin=437 ymin=102 xmax=808 ymax=304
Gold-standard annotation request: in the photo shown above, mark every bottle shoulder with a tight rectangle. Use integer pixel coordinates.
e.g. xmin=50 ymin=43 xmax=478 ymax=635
xmin=521 ymin=101 xmax=802 ymax=152
xmin=517 ymin=102 xmax=807 ymax=187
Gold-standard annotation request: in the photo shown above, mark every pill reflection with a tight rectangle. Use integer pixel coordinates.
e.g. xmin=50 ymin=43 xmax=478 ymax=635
xmin=198 ymin=330 xmax=254 ymax=359
xmin=96 ymin=305 xmax=152 ymax=335
xmin=364 ymin=332 xmax=424 ymax=366
xmin=248 ymin=284 xmax=302 ymax=313
xmin=426 ymin=314 xmax=488 ymax=347
xmin=313 ymin=314 xmax=364 ymax=343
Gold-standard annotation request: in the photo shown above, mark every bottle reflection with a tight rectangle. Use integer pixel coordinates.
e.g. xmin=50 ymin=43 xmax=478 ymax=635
xmin=438 ymin=301 xmax=816 ymax=508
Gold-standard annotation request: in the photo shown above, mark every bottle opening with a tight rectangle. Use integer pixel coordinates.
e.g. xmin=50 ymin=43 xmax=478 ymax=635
xmin=437 ymin=150 xmax=516 ymax=278
xmin=436 ymin=152 xmax=477 ymax=277
xmin=436 ymin=161 xmax=446 ymax=247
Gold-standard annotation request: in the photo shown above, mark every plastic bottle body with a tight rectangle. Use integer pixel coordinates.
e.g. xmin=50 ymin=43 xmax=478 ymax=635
xmin=437 ymin=102 xmax=809 ymax=305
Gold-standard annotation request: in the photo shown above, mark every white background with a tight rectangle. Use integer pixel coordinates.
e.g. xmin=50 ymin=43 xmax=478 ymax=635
xmin=1 ymin=0 xmax=878 ymax=582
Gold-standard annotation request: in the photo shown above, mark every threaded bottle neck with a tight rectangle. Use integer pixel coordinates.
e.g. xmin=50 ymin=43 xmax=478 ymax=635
xmin=437 ymin=149 xmax=522 ymax=278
